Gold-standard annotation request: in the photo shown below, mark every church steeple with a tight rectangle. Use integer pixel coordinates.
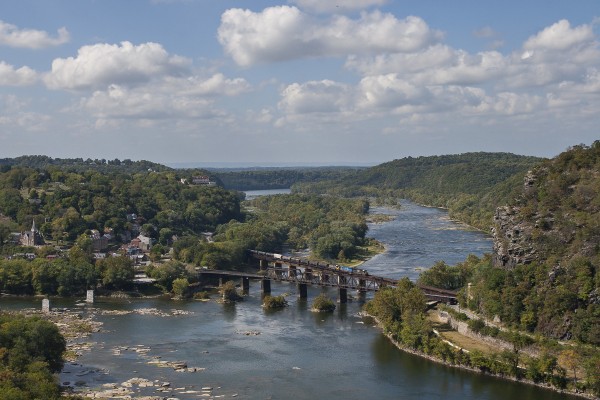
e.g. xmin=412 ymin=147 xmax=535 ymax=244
xmin=31 ymin=219 xmax=36 ymax=233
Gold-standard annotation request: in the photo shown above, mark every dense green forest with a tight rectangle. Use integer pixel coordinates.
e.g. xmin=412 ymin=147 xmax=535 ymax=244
xmin=171 ymin=193 xmax=370 ymax=268
xmin=0 ymin=313 xmax=70 ymax=399
xmin=211 ymin=167 xmax=362 ymax=190
xmin=0 ymin=155 xmax=172 ymax=174
xmin=0 ymin=162 xmax=240 ymax=248
xmin=293 ymin=152 xmax=544 ymax=229
xmin=0 ymin=157 xmax=371 ymax=296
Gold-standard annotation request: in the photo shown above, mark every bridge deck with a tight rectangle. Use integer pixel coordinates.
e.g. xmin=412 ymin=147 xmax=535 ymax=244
xmin=195 ymin=250 xmax=459 ymax=303
xmin=197 ymin=269 xmax=263 ymax=279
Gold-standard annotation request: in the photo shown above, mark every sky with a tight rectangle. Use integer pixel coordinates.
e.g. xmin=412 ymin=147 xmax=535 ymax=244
xmin=0 ymin=0 xmax=599 ymax=166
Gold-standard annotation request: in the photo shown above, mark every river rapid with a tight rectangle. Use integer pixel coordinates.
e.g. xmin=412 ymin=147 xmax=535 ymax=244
xmin=0 ymin=197 xmax=579 ymax=399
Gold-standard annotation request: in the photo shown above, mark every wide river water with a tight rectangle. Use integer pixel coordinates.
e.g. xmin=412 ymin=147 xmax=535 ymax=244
xmin=1 ymin=197 xmax=578 ymax=399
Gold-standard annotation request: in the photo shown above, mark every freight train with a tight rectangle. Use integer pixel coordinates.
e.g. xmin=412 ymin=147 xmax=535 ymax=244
xmin=248 ymin=250 xmax=369 ymax=275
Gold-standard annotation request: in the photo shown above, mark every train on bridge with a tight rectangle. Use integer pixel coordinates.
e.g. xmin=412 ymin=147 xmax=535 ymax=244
xmin=249 ymin=250 xmax=370 ymax=276
xmin=246 ymin=250 xmax=458 ymax=305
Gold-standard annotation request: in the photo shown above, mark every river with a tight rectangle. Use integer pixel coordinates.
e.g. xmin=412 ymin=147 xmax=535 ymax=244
xmin=362 ymin=201 xmax=493 ymax=281
xmin=1 ymin=197 xmax=578 ymax=399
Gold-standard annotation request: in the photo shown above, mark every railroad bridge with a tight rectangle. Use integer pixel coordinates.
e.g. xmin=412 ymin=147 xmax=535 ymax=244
xmin=198 ymin=250 xmax=457 ymax=304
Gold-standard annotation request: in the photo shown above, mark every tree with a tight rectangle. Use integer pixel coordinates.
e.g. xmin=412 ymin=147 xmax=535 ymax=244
xmin=558 ymin=348 xmax=582 ymax=386
xmin=0 ymin=314 xmax=65 ymax=373
xmin=99 ymin=256 xmax=134 ymax=290
xmin=0 ymin=313 xmax=67 ymax=399
xmin=171 ymin=278 xmax=189 ymax=298
xmin=68 ymin=234 xmax=93 ymax=264
xmin=400 ymin=313 xmax=431 ymax=350
xmin=158 ymin=227 xmax=174 ymax=245
xmin=146 ymin=261 xmax=187 ymax=292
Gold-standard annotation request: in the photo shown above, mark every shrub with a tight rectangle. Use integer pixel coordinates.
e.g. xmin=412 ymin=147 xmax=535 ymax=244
xmin=193 ymin=291 xmax=210 ymax=300
xmin=219 ymin=281 xmax=242 ymax=302
xmin=262 ymin=295 xmax=288 ymax=310
xmin=467 ymin=318 xmax=486 ymax=333
xmin=312 ymin=293 xmax=336 ymax=312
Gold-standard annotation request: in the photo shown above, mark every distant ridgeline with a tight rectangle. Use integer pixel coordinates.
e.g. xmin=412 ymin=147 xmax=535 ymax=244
xmin=293 ymin=152 xmax=545 ymax=230
xmin=211 ymin=166 xmax=365 ymax=191
xmin=0 ymin=155 xmax=172 ymax=174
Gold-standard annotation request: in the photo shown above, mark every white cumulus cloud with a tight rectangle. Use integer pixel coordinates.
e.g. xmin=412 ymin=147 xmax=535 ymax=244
xmin=0 ymin=20 xmax=69 ymax=49
xmin=45 ymin=41 xmax=190 ymax=90
xmin=524 ymin=19 xmax=594 ymax=51
xmin=291 ymin=0 xmax=388 ymax=13
xmin=274 ymin=17 xmax=600 ymax=132
xmin=278 ymin=80 xmax=353 ymax=114
xmin=218 ymin=6 xmax=441 ymax=66
xmin=80 ymin=73 xmax=249 ymax=122
xmin=83 ymin=84 xmax=217 ymax=120
xmin=0 ymin=62 xmax=37 ymax=86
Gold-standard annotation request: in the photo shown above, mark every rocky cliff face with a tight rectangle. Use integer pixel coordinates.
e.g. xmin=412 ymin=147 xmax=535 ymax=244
xmin=491 ymin=205 xmax=537 ymax=268
xmin=491 ymin=171 xmax=539 ymax=268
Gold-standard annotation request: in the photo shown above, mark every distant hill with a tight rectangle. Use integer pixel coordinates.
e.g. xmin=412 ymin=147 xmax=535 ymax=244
xmin=295 ymin=152 xmax=545 ymax=230
xmin=0 ymin=155 xmax=172 ymax=174
xmin=212 ymin=167 xmax=364 ymax=191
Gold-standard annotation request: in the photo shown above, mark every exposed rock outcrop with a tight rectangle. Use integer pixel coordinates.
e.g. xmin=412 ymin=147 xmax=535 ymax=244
xmin=492 ymin=205 xmax=538 ymax=269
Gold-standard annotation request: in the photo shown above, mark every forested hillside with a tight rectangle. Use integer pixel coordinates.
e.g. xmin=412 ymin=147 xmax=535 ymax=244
xmin=416 ymin=143 xmax=600 ymax=345
xmin=478 ymin=143 xmax=600 ymax=343
xmin=212 ymin=167 xmax=362 ymax=190
xmin=0 ymin=161 xmax=240 ymax=248
xmin=294 ymin=152 xmax=544 ymax=229
xmin=0 ymin=155 xmax=171 ymax=174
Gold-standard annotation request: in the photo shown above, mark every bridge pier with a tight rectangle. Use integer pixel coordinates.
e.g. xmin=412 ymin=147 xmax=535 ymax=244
xmin=259 ymin=259 xmax=269 ymax=271
xmin=241 ymin=277 xmax=250 ymax=294
xmin=304 ymin=268 xmax=312 ymax=281
xmin=298 ymin=283 xmax=308 ymax=299
xmin=261 ymin=279 xmax=271 ymax=294
xmin=356 ymin=290 xmax=366 ymax=302
xmin=338 ymin=288 xmax=348 ymax=304
xmin=274 ymin=262 xmax=283 ymax=278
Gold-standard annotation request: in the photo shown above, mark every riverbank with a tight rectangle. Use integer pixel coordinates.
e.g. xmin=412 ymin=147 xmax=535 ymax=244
xmin=363 ymin=311 xmax=597 ymax=400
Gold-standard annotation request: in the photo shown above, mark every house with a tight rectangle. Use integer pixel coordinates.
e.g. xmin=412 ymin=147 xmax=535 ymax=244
xmin=20 ymin=220 xmax=44 ymax=247
xmin=191 ymin=175 xmax=216 ymax=186
xmin=130 ymin=237 xmax=142 ymax=249
xmin=89 ymin=230 xmax=109 ymax=252
xmin=124 ymin=235 xmax=153 ymax=253
xmin=12 ymin=253 xmax=36 ymax=260
xmin=137 ymin=234 xmax=153 ymax=251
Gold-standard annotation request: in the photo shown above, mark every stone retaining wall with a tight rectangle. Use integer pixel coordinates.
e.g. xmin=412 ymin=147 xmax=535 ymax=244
xmin=437 ymin=311 xmax=538 ymax=357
